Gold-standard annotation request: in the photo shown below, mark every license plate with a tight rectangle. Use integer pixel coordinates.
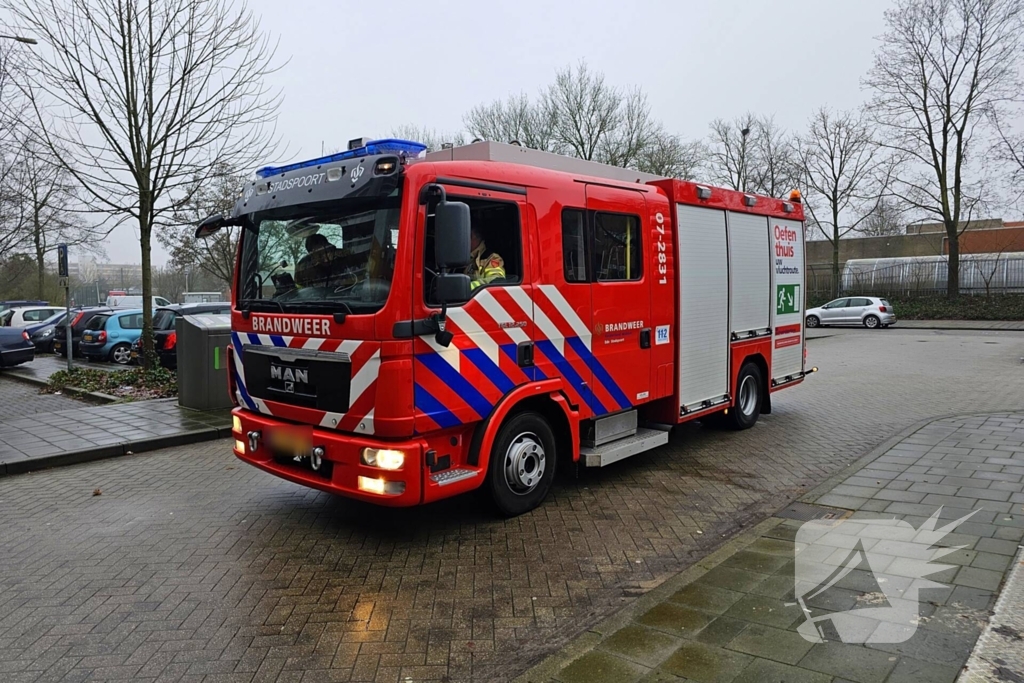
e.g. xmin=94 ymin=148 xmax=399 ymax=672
xmin=268 ymin=427 xmax=312 ymax=457
xmin=130 ymin=350 xmax=138 ymax=358
xmin=54 ymin=342 xmax=62 ymax=350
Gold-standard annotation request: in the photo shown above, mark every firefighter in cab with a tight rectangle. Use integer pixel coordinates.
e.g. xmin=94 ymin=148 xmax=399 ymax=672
xmin=467 ymin=226 xmax=505 ymax=290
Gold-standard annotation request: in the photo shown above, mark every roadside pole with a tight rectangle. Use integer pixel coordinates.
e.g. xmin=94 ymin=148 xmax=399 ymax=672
xmin=58 ymin=243 xmax=73 ymax=373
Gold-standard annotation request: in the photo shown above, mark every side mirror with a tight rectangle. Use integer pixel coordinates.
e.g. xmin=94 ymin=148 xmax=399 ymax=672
xmin=435 ymin=273 xmax=471 ymax=305
xmin=195 ymin=213 xmax=225 ymax=238
xmin=434 ymin=201 xmax=471 ymax=268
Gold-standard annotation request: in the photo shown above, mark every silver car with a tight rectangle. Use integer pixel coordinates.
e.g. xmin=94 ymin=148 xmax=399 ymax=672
xmin=805 ymin=296 xmax=896 ymax=329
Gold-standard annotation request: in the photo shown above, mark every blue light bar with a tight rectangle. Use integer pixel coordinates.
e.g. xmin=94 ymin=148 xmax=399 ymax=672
xmin=256 ymin=139 xmax=428 ymax=178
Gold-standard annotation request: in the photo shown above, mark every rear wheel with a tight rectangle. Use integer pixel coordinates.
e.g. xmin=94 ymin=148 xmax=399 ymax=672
xmin=864 ymin=315 xmax=880 ymax=329
xmin=109 ymin=343 xmax=132 ymax=365
xmin=486 ymin=411 xmax=557 ymax=517
xmin=727 ymin=363 xmax=764 ymax=430
xmin=805 ymin=315 xmax=820 ymax=329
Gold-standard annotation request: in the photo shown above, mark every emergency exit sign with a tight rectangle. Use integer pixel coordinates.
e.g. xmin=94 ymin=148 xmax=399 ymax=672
xmin=777 ymin=284 xmax=799 ymax=315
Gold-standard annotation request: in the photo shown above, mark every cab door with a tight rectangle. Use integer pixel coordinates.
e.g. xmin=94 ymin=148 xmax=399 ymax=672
xmin=582 ymin=185 xmax=651 ymax=415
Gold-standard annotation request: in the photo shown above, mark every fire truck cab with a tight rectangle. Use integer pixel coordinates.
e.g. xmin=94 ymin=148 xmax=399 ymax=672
xmin=202 ymin=139 xmax=808 ymax=516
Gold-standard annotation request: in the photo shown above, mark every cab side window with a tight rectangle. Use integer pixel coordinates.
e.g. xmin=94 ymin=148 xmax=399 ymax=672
xmin=594 ymin=212 xmax=642 ymax=281
xmin=562 ymin=209 xmax=588 ymax=283
xmin=424 ymin=197 xmax=523 ymax=306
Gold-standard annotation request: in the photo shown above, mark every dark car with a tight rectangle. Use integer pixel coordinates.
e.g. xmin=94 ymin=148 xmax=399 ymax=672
xmin=0 ymin=327 xmax=35 ymax=368
xmin=130 ymin=302 xmax=231 ymax=368
xmin=53 ymin=306 xmax=119 ymax=358
xmin=26 ymin=310 xmax=70 ymax=353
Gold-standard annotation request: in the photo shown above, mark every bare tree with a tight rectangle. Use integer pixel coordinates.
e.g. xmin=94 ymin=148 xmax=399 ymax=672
xmin=3 ymin=134 xmax=104 ymax=297
xmin=864 ymin=0 xmax=1024 ymax=298
xmin=636 ymin=133 xmax=706 ymax=179
xmin=463 ymin=93 xmax=555 ymax=150
xmin=5 ymin=0 xmax=282 ymax=365
xmin=798 ymin=108 xmax=887 ymax=295
xmin=158 ymin=164 xmax=247 ymax=288
xmin=858 ymin=196 xmax=908 ymax=237
xmin=707 ymin=114 xmax=797 ymax=195
xmin=390 ymin=124 xmax=466 ymax=153
xmin=990 ymin=109 xmax=1024 ymax=205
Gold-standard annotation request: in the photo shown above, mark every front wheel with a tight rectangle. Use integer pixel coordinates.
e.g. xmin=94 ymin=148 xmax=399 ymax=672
xmin=863 ymin=315 xmax=880 ymax=329
xmin=728 ymin=362 xmax=764 ymax=430
xmin=486 ymin=412 xmax=557 ymax=517
xmin=805 ymin=315 xmax=820 ymax=329
xmin=109 ymin=343 xmax=132 ymax=365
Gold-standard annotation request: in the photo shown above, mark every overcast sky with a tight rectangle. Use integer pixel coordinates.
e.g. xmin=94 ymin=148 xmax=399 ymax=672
xmin=102 ymin=0 xmax=894 ymax=265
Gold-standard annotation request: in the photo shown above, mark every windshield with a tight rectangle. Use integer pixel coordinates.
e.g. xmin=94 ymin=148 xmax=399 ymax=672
xmin=238 ymin=194 xmax=401 ymax=315
xmin=154 ymin=310 xmax=178 ymax=330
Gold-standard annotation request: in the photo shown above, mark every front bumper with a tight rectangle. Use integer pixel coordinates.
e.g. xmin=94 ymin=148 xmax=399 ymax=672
xmin=232 ymin=408 xmax=428 ymax=507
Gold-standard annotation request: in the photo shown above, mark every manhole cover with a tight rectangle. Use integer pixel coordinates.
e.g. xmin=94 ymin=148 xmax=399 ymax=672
xmin=775 ymin=502 xmax=847 ymax=522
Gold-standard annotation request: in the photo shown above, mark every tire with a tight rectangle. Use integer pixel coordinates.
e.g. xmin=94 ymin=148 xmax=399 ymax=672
xmin=486 ymin=411 xmax=557 ymax=517
xmin=863 ymin=315 xmax=880 ymax=329
xmin=805 ymin=315 xmax=820 ymax=329
xmin=727 ymin=362 xmax=764 ymax=431
xmin=109 ymin=343 xmax=132 ymax=365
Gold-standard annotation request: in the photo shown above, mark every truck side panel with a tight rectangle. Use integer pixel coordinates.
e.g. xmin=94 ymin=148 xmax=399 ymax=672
xmin=728 ymin=213 xmax=772 ymax=338
xmin=770 ymin=218 xmax=806 ymax=383
xmin=675 ymin=204 xmax=731 ymax=415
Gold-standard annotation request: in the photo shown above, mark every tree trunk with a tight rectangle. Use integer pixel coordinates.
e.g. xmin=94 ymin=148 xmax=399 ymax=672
xmin=32 ymin=212 xmax=44 ymax=300
xmin=139 ymin=207 xmax=154 ymax=370
xmin=946 ymin=222 xmax=960 ymax=298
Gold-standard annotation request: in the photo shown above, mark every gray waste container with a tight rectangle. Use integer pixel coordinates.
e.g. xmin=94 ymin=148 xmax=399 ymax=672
xmin=177 ymin=313 xmax=233 ymax=410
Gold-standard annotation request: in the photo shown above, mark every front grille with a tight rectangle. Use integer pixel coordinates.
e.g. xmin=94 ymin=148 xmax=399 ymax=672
xmin=243 ymin=345 xmax=351 ymax=413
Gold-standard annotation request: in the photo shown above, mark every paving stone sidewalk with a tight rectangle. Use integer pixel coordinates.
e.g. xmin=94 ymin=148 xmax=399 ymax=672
xmin=519 ymin=412 xmax=1024 ymax=683
xmin=0 ymin=398 xmax=231 ymax=475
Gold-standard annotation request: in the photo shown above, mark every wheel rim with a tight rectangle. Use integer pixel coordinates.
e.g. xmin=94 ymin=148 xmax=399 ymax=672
xmin=738 ymin=375 xmax=758 ymax=417
xmin=866 ymin=316 xmax=878 ymax=328
xmin=113 ymin=346 xmax=130 ymax=363
xmin=807 ymin=316 xmax=819 ymax=328
xmin=503 ymin=432 xmax=546 ymax=496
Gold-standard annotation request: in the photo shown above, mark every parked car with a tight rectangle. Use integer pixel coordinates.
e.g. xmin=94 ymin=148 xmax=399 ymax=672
xmin=0 ymin=299 xmax=48 ymax=311
xmin=0 ymin=327 xmax=35 ymax=368
xmin=130 ymin=302 xmax=231 ymax=368
xmin=0 ymin=305 xmax=65 ymax=327
xmin=53 ymin=306 xmax=120 ymax=358
xmin=105 ymin=295 xmax=172 ymax=309
xmin=79 ymin=309 xmax=145 ymax=365
xmin=805 ymin=297 xmax=897 ymax=329
xmin=26 ymin=310 xmax=70 ymax=353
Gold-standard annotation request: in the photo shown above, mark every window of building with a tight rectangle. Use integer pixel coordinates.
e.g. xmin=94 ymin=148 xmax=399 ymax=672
xmin=424 ymin=197 xmax=523 ymax=306
xmin=594 ymin=212 xmax=642 ymax=281
xmin=562 ymin=209 xmax=588 ymax=283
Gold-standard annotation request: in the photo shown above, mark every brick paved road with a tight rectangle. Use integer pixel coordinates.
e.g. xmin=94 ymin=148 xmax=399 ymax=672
xmin=0 ymin=328 xmax=1021 ymax=683
xmin=0 ymin=377 xmax=82 ymax=421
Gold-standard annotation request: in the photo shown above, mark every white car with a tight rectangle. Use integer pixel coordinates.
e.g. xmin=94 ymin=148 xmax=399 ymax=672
xmin=0 ymin=306 xmax=65 ymax=328
xmin=805 ymin=297 xmax=897 ymax=329
xmin=105 ymin=295 xmax=173 ymax=309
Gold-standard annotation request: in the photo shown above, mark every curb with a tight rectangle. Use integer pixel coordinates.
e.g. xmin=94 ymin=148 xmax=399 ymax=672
xmin=3 ymin=370 xmax=119 ymax=404
xmin=898 ymin=324 xmax=1024 ymax=331
xmin=0 ymin=425 xmax=230 ymax=478
xmin=513 ymin=409 xmax=1024 ymax=683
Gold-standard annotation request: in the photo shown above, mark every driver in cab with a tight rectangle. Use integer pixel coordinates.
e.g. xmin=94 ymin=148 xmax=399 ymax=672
xmin=295 ymin=232 xmax=367 ymax=289
xmin=466 ymin=227 xmax=505 ymax=290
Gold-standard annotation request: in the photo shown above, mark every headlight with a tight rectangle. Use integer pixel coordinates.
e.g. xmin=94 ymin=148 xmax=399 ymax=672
xmin=232 ymin=415 xmax=242 ymax=434
xmin=40 ymin=329 xmax=53 ymax=337
xmin=361 ymin=447 xmax=405 ymax=470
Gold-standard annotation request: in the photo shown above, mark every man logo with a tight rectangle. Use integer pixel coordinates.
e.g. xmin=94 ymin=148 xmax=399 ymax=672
xmin=793 ymin=507 xmax=977 ymax=644
xmin=271 ymin=365 xmax=308 ymax=385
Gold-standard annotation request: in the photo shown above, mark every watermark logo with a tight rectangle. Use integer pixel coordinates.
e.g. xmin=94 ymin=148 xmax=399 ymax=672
xmin=793 ymin=508 xmax=977 ymax=644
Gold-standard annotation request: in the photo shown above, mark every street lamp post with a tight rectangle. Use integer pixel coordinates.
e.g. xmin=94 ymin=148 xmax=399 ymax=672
xmin=0 ymin=35 xmax=36 ymax=44
xmin=739 ymin=126 xmax=751 ymax=193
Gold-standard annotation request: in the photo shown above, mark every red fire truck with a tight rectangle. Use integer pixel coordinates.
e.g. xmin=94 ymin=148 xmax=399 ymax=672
xmin=197 ymin=139 xmax=810 ymax=516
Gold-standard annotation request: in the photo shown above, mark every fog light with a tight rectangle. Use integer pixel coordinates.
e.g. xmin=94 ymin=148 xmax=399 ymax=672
xmin=232 ymin=415 xmax=242 ymax=434
xmin=234 ymin=439 xmax=246 ymax=454
xmin=357 ymin=476 xmax=405 ymax=496
xmin=361 ymin=447 xmax=405 ymax=470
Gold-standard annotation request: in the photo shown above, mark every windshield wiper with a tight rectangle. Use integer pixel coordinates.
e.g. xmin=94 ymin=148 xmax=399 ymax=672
xmin=281 ymin=301 xmax=352 ymax=323
xmin=238 ymin=298 xmax=284 ymax=318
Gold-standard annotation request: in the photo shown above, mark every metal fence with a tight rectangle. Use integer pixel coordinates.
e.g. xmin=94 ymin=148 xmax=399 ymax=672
xmin=808 ymin=253 xmax=1024 ymax=300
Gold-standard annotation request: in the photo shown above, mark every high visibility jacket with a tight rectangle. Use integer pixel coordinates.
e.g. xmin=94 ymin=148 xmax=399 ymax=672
xmin=467 ymin=242 xmax=505 ymax=290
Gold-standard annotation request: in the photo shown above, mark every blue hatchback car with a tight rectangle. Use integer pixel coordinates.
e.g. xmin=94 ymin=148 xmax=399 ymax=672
xmin=79 ymin=308 xmax=144 ymax=365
